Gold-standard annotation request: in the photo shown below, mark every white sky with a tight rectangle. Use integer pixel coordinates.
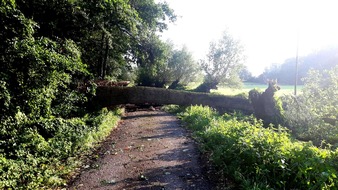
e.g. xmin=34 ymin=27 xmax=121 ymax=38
xmin=158 ymin=0 xmax=338 ymax=76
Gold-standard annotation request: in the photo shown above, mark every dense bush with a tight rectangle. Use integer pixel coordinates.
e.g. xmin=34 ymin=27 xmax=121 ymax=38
xmin=283 ymin=66 xmax=338 ymax=147
xmin=0 ymin=1 xmax=90 ymax=120
xmin=179 ymin=105 xmax=338 ymax=189
xmin=0 ymin=0 xmax=176 ymax=189
xmin=0 ymin=108 xmax=121 ymax=189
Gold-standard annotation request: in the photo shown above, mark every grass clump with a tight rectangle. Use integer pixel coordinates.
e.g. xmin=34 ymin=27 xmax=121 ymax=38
xmin=179 ymin=105 xmax=338 ymax=190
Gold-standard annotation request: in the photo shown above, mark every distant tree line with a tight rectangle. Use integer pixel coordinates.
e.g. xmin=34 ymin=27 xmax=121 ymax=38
xmin=249 ymin=46 xmax=338 ymax=85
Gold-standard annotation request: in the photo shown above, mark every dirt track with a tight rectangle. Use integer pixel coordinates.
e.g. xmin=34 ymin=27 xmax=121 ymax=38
xmin=69 ymin=110 xmax=214 ymax=190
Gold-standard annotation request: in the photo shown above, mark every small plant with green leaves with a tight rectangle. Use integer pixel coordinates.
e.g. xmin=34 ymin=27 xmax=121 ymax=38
xmin=0 ymin=108 xmax=121 ymax=189
xmin=283 ymin=65 xmax=338 ymax=147
xmin=178 ymin=105 xmax=338 ymax=189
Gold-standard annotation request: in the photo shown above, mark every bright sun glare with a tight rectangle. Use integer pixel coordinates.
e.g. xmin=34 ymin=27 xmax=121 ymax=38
xmin=159 ymin=0 xmax=338 ymax=76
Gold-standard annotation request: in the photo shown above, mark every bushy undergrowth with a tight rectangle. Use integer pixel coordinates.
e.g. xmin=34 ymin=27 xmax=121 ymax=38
xmin=0 ymin=108 xmax=121 ymax=189
xmin=179 ymin=105 xmax=338 ymax=190
xmin=282 ymin=66 xmax=338 ymax=147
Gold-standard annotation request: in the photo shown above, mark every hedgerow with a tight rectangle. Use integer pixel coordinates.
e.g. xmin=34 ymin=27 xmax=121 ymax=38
xmin=0 ymin=108 xmax=121 ymax=189
xmin=179 ymin=105 xmax=338 ymax=189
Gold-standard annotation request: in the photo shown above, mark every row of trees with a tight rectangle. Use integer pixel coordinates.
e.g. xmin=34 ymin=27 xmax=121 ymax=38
xmin=0 ymin=0 xmax=248 ymax=122
xmin=14 ymin=0 xmax=178 ymax=80
xmin=0 ymin=0 xmax=180 ymax=119
xmin=136 ymin=41 xmax=202 ymax=88
xmin=133 ymin=29 xmax=246 ymax=92
xmin=252 ymin=46 xmax=338 ymax=85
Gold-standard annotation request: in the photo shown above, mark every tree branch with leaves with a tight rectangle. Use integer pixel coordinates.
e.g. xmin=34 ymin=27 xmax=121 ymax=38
xmin=195 ymin=30 xmax=245 ymax=93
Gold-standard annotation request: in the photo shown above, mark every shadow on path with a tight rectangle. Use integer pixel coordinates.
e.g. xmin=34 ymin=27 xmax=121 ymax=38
xmin=69 ymin=110 xmax=214 ymax=190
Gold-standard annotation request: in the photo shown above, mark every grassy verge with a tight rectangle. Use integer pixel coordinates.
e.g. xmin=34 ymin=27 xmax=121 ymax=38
xmin=174 ymin=105 xmax=337 ymax=189
xmin=0 ymin=108 xmax=121 ymax=189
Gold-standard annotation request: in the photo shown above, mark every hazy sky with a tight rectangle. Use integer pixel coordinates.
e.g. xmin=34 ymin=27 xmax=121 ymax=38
xmin=158 ymin=0 xmax=338 ymax=76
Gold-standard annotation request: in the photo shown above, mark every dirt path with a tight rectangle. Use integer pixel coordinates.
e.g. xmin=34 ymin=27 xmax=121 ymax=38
xmin=69 ymin=110 xmax=214 ymax=190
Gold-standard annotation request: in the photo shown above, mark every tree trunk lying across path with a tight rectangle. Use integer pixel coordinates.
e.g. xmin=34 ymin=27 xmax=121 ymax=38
xmin=93 ymin=86 xmax=254 ymax=114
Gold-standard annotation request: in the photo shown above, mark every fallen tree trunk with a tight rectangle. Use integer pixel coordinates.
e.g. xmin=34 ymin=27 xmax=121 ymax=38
xmin=92 ymin=86 xmax=254 ymax=114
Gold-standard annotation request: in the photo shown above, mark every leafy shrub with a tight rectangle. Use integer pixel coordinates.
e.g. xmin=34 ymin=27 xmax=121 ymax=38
xmin=283 ymin=66 xmax=338 ymax=146
xmin=0 ymin=1 xmax=90 ymax=119
xmin=179 ymin=105 xmax=218 ymax=132
xmin=0 ymin=81 xmax=11 ymax=116
xmin=179 ymin=105 xmax=338 ymax=189
xmin=0 ymin=108 xmax=121 ymax=189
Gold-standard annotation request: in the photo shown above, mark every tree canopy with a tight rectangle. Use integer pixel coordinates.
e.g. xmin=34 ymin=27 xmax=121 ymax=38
xmin=0 ymin=0 xmax=178 ymax=118
xmin=167 ymin=46 xmax=201 ymax=89
xmin=195 ymin=30 xmax=245 ymax=93
xmin=0 ymin=0 xmax=178 ymax=120
xmin=13 ymin=0 xmax=176 ymax=80
xmin=0 ymin=0 xmax=89 ymax=119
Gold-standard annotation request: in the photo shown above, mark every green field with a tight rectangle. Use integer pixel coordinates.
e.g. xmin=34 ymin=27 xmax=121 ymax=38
xmin=213 ymin=82 xmax=303 ymax=96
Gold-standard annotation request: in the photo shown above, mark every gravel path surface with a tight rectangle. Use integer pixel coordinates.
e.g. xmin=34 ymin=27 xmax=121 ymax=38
xmin=69 ymin=110 xmax=214 ymax=190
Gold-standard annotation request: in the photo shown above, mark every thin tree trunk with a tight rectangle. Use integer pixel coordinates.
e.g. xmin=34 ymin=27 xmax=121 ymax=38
xmin=102 ymin=38 xmax=109 ymax=79
xmin=98 ymin=32 xmax=105 ymax=78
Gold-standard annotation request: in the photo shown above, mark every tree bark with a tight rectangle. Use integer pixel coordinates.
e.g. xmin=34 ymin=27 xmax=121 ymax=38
xmin=101 ymin=37 xmax=109 ymax=79
xmin=98 ymin=32 xmax=105 ymax=78
xmin=92 ymin=86 xmax=254 ymax=114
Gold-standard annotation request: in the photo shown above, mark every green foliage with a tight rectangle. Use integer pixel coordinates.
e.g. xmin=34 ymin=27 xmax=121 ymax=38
xmin=167 ymin=46 xmax=201 ymax=89
xmin=136 ymin=41 xmax=201 ymax=89
xmin=178 ymin=105 xmax=338 ymax=189
xmin=302 ymin=66 xmax=338 ymax=120
xmin=0 ymin=108 xmax=121 ymax=189
xmin=283 ymin=66 xmax=338 ymax=146
xmin=0 ymin=81 xmax=11 ymax=116
xmin=0 ymin=0 xmax=177 ymax=189
xmin=198 ymin=30 xmax=245 ymax=92
xmin=0 ymin=0 xmax=35 ymax=41
xmin=1 ymin=1 xmax=90 ymax=119
xmin=136 ymin=35 xmax=172 ymax=87
xmin=14 ymin=0 xmax=176 ymax=80
xmin=130 ymin=0 xmax=176 ymax=32
xmin=11 ymin=37 xmax=88 ymax=118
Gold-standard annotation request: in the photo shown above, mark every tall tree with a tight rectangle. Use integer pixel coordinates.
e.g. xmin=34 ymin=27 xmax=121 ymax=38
xmin=78 ymin=0 xmax=140 ymax=79
xmin=168 ymin=46 xmax=201 ymax=89
xmin=136 ymin=34 xmax=172 ymax=87
xmin=195 ymin=31 xmax=245 ymax=93
xmin=130 ymin=0 xmax=176 ymax=32
xmin=15 ymin=0 xmax=176 ymax=80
